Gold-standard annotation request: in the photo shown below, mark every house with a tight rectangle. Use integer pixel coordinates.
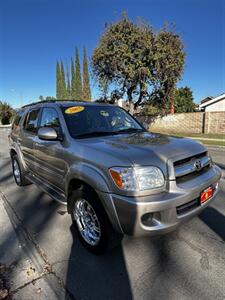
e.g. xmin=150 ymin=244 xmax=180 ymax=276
xmin=199 ymin=93 xmax=225 ymax=112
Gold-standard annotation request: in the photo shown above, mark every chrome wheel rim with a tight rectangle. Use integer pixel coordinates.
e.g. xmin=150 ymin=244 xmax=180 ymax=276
xmin=73 ymin=199 xmax=101 ymax=246
xmin=13 ymin=159 xmax=21 ymax=184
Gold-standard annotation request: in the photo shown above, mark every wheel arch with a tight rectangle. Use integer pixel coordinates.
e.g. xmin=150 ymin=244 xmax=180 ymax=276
xmin=10 ymin=146 xmax=27 ymax=171
xmin=66 ymin=176 xmax=123 ymax=234
xmin=10 ymin=148 xmax=17 ymax=157
xmin=67 ymin=178 xmax=98 ymax=213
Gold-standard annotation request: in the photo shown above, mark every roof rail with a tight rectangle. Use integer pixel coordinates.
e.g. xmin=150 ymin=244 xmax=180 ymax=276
xmin=21 ymin=99 xmax=82 ymax=108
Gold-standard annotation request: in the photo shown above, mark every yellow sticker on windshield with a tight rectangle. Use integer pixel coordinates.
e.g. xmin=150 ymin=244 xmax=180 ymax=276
xmin=65 ymin=106 xmax=85 ymax=114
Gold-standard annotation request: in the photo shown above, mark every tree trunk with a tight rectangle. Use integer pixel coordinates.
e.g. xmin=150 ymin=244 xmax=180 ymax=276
xmin=169 ymin=88 xmax=175 ymax=114
xmin=170 ymin=98 xmax=175 ymax=114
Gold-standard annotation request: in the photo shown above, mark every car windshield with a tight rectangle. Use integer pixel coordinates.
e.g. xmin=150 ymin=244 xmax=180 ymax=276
xmin=62 ymin=105 xmax=144 ymax=138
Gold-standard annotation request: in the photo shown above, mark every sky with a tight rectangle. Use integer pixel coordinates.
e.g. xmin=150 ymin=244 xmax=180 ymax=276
xmin=0 ymin=0 xmax=224 ymax=108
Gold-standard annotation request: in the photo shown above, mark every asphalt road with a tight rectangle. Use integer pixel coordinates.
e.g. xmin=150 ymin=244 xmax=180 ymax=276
xmin=1 ymin=129 xmax=225 ymax=300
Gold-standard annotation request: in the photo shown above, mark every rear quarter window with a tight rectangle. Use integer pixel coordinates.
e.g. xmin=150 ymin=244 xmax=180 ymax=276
xmin=12 ymin=110 xmax=25 ymax=131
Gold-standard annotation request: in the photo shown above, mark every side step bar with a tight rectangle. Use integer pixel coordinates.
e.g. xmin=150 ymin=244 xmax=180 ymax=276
xmin=26 ymin=173 xmax=67 ymax=205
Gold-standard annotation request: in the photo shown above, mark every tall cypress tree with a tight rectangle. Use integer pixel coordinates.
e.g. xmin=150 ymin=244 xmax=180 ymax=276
xmin=66 ymin=64 xmax=71 ymax=99
xmin=71 ymin=58 xmax=76 ymax=100
xmin=82 ymin=47 xmax=91 ymax=101
xmin=60 ymin=61 xmax=67 ymax=99
xmin=75 ymin=47 xmax=82 ymax=100
xmin=56 ymin=61 xmax=61 ymax=99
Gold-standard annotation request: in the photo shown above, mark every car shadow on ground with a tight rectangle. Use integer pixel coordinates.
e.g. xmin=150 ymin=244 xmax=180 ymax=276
xmin=0 ymin=158 xmax=64 ymax=297
xmin=65 ymin=225 xmax=213 ymax=300
xmin=64 ymin=225 xmax=133 ymax=300
xmin=199 ymin=206 xmax=225 ymax=241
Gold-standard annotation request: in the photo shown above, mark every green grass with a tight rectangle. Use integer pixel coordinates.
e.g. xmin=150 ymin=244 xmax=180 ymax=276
xmin=151 ymin=131 xmax=225 ymax=147
xmin=195 ymin=139 xmax=225 ymax=147
xmin=167 ymin=133 xmax=225 ymax=139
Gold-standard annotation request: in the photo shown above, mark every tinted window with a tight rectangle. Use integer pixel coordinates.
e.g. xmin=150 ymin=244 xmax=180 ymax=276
xmin=40 ymin=108 xmax=60 ymax=128
xmin=62 ymin=105 xmax=143 ymax=138
xmin=25 ymin=109 xmax=40 ymax=133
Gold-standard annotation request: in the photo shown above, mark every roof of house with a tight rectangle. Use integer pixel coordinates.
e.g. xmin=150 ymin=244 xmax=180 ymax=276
xmin=200 ymin=96 xmax=213 ymax=104
xmin=199 ymin=93 xmax=225 ymax=108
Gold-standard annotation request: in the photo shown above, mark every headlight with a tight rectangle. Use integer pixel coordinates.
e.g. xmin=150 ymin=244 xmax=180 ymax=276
xmin=109 ymin=166 xmax=165 ymax=191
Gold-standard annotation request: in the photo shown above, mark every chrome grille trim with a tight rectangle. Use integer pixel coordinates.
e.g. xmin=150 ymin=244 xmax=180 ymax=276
xmin=175 ymin=155 xmax=211 ymax=178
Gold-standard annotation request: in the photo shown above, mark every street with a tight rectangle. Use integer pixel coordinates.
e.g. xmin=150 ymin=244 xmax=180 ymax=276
xmin=1 ymin=129 xmax=225 ymax=300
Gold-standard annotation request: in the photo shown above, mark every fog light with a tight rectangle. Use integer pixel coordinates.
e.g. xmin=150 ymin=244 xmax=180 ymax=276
xmin=141 ymin=213 xmax=154 ymax=226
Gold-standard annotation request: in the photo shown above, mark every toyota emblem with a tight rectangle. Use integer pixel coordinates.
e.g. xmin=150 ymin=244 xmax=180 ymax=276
xmin=194 ymin=159 xmax=202 ymax=171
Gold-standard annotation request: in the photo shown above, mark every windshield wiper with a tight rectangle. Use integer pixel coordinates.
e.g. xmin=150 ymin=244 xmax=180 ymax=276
xmin=74 ymin=131 xmax=113 ymax=138
xmin=113 ymin=128 xmax=146 ymax=134
xmin=75 ymin=128 xmax=145 ymax=138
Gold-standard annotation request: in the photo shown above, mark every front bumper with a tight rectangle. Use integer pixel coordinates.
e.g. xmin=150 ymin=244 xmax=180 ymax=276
xmin=99 ymin=165 xmax=221 ymax=236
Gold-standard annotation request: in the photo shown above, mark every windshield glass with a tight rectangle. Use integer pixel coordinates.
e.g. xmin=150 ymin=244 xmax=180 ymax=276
xmin=62 ymin=105 xmax=144 ymax=138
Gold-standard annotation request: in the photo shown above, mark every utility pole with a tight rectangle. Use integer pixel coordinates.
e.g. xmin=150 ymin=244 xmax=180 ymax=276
xmin=20 ymin=92 xmax=23 ymax=107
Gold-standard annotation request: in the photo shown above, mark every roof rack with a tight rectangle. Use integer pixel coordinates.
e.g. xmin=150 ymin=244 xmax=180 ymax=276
xmin=21 ymin=99 xmax=83 ymax=108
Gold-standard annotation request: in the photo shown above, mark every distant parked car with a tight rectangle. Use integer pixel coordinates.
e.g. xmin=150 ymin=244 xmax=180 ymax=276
xmin=8 ymin=100 xmax=221 ymax=253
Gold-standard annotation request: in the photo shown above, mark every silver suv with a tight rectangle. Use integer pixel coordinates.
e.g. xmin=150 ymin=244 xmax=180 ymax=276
xmin=9 ymin=100 xmax=221 ymax=253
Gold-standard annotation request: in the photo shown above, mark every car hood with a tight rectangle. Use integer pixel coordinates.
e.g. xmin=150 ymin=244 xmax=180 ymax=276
xmin=80 ymin=132 xmax=206 ymax=167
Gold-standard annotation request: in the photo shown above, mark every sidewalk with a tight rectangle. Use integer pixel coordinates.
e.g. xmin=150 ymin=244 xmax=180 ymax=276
xmin=0 ymin=192 xmax=66 ymax=300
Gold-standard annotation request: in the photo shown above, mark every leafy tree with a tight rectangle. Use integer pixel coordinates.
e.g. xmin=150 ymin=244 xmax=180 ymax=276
xmin=39 ymin=96 xmax=56 ymax=101
xmin=151 ymin=26 xmax=185 ymax=113
xmin=0 ymin=101 xmax=15 ymax=124
xmin=174 ymin=86 xmax=196 ymax=113
xmin=92 ymin=16 xmax=185 ymax=113
xmin=39 ymin=95 xmax=45 ymax=101
xmin=71 ymin=58 xmax=76 ymax=100
xmin=60 ymin=61 xmax=67 ymax=99
xmin=92 ymin=17 xmax=153 ymax=108
xmin=56 ymin=61 xmax=62 ymax=99
xmin=66 ymin=64 xmax=71 ymax=99
xmin=45 ymin=96 xmax=56 ymax=100
xmin=82 ymin=47 xmax=91 ymax=101
xmin=75 ymin=48 xmax=82 ymax=100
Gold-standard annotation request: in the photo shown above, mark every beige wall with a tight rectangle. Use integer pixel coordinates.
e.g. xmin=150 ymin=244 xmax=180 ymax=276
xmin=204 ymin=112 xmax=225 ymax=134
xmin=138 ymin=112 xmax=225 ymax=134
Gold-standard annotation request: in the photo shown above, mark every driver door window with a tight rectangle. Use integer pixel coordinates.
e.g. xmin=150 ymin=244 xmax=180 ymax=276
xmin=40 ymin=107 xmax=60 ymax=129
xmin=24 ymin=108 xmax=40 ymax=133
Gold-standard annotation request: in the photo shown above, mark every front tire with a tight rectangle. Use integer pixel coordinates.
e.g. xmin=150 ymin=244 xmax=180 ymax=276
xmin=69 ymin=187 xmax=122 ymax=254
xmin=12 ymin=154 xmax=31 ymax=186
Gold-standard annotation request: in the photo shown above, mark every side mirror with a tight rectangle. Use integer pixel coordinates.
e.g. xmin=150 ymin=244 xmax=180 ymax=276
xmin=38 ymin=127 xmax=58 ymax=140
xmin=142 ymin=122 xmax=149 ymax=130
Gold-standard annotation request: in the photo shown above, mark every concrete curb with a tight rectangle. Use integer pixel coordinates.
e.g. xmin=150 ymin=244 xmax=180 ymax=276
xmin=0 ymin=191 xmax=68 ymax=299
xmin=186 ymin=136 xmax=225 ymax=142
xmin=206 ymin=145 xmax=225 ymax=150
xmin=0 ymin=124 xmax=11 ymax=128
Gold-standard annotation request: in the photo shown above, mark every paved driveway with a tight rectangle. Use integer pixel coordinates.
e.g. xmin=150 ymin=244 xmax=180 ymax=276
xmin=1 ymin=129 xmax=225 ymax=300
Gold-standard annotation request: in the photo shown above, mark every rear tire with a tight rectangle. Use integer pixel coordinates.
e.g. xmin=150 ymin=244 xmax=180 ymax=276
xmin=69 ymin=186 xmax=122 ymax=254
xmin=12 ymin=154 xmax=31 ymax=186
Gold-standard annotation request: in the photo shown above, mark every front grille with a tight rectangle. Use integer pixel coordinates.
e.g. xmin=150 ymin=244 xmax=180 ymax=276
xmin=174 ymin=152 xmax=211 ymax=181
xmin=176 ymin=165 xmax=210 ymax=183
xmin=174 ymin=152 xmax=207 ymax=167
xmin=176 ymin=198 xmax=200 ymax=216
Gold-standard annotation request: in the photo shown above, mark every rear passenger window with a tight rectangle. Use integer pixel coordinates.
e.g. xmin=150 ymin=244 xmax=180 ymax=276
xmin=40 ymin=108 xmax=60 ymax=129
xmin=24 ymin=109 xmax=40 ymax=133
